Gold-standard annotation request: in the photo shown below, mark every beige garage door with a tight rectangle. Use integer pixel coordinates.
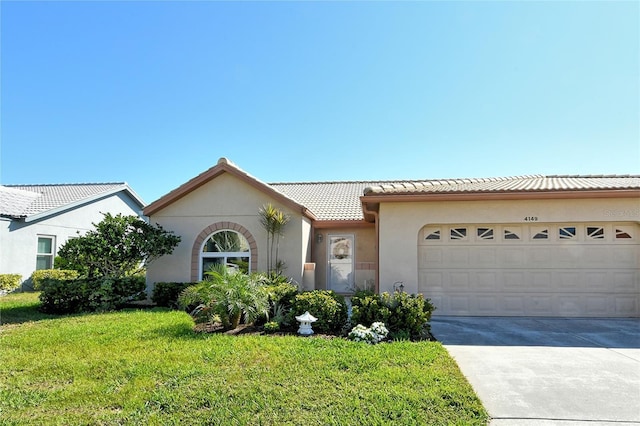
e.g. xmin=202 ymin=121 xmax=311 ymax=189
xmin=418 ymin=222 xmax=639 ymax=317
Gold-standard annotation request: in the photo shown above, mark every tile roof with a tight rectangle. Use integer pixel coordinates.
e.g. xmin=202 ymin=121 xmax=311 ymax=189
xmin=272 ymin=175 xmax=640 ymax=221
xmin=0 ymin=186 xmax=41 ymax=218
xmin=363 ymin=175 xmax=640 ymax=195
xmin=1 ymin=183 xmax=142 ymax=219
xmin=271 ymin=181 xmax=392 ymax=221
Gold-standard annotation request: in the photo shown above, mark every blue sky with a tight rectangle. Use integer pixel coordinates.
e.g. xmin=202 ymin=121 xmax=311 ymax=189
xmin=1 ymin=1 xmax=638 ymax=204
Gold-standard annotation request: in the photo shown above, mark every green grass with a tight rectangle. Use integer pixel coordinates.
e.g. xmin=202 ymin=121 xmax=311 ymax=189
xmin=0 ymin=292 xmax=488 ymax=425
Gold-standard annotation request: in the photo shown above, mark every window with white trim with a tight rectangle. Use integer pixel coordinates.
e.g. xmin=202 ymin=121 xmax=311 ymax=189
xmin=531 ymin=228 xmax=549 ymax=240
xmin=424 ymin=227 xmax=441 ymax=241
xmin=201 ymin=230 xmax=250 ymax=279
xmin=559 ymin=226 xmax=576 ymax=240
xmin=503 ymin=228 xmax=520 ymax=240
xmin=450 ymin=227 xmax=467 ymax=241
xmin=616 ymin=228 xmax=633 ymax=239
xmin=36 ymin=236 xmax=55 ymax=270
xmin=586 ymin=226 xmax=605 ymax=240
xmin=477 ymin=227 xmax=494 ymax=240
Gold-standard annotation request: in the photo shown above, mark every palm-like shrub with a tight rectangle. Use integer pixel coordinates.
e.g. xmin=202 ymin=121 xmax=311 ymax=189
xmin=178 ymin=265 xmax=269 ymax=330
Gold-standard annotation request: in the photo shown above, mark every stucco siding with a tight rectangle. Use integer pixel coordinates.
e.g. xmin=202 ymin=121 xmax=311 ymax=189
xmin=1 ymin=192 xmax=142 ymax=286
xmin=146 ymin=173 xmax=310 ymax=289
xmin=313 ymin=226 xmax=376 ymax=291
xmin=378 ymin=197 xmax=640 ymax=295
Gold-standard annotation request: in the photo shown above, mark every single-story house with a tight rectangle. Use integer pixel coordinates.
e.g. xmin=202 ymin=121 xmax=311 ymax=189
xmin=0 ymin=183 xmax=145 ymax=288
xmin=144 ymin=158 xmax=639 ymax=317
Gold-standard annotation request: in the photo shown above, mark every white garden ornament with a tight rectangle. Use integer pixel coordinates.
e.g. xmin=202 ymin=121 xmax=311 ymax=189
xmin=295 ymin=311 xmax=318 ymax=335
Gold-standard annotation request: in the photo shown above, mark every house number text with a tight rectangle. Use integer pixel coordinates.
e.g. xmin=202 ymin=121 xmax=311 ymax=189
xmin=523 ymin=216 xmax=538 ymax=222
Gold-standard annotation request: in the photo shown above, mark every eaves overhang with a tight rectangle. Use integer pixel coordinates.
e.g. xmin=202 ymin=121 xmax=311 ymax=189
xmin=360 ymin=189 xmax=640 ymax=211
xmin=312 ymin=219 xmax=374 ymax=229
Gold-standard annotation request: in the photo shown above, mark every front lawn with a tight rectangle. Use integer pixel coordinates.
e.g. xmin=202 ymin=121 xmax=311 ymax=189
xmin=0 ymin=293 xmax=488 ymax=425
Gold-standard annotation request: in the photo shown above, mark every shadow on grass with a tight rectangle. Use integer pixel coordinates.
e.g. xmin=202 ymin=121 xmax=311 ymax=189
xmin=0 ymin=304 xmax=62 ymax=326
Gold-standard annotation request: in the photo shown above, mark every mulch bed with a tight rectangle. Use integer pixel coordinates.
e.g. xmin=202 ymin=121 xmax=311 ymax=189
xmin=193 ymin=322 xmax=340 ymax=339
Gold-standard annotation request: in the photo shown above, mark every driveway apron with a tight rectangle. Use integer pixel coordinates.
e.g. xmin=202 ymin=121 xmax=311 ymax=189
xmin=430 ymin=317 xmax=640 ymax=425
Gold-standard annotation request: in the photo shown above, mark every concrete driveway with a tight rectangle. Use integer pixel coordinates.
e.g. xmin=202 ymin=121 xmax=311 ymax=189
xmin=430 ymin=317 xmax=640 ymax=425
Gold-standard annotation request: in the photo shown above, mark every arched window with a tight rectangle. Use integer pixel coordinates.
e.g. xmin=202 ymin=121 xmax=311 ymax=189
xmin=200 ymin=230 xmax=251 ymax=279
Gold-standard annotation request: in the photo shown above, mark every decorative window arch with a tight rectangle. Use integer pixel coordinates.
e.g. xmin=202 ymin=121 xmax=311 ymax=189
xmin=191 ymin=222 xmax=258 ymax=281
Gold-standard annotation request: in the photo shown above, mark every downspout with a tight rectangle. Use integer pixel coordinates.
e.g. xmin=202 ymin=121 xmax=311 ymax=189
xmin=361 ymin=202 xmax=380 ymax=294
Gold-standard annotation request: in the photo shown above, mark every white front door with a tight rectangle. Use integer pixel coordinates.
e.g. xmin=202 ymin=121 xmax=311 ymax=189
xmin=328 ymin=234 xmax=355 ymax=293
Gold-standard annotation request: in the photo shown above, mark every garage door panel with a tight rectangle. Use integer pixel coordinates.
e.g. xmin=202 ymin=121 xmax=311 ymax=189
xmin=472 ymin=248 xmax=497 ymax=267
xmin=582 ymin=247 xmax=610 ymax=265
xmin=476 ymin=271 xmax=498 ymax=290
xmin=531 ymin=271 xmax=553 ymax=291
xmin=526 ymin=296 xmax=554 ymax=315
xmin=449 ymin=272 xmax=470 ymax=290
xmin=585 ymin=272 xmax=608 ymax=291
xmin=446 ymin=248 xmax=470 ymax=266
xmin=556 ymin=271 xmax=581 ymax=291
xmin=615 ymin=296 xmax=638 ymax=316
xmin=613 ymin=271 xmax=638 ymax=291
xmin=449 ymin=295 xmax=472 ymax=313
xmin=418 ymin=246 xmax=443 ymax=266
xmin=476 ymin=296 xmax=498 ymax=314
xmin=418 ymin=222 xmax=639 ymax=317
xmin=500 ymin=247 xmax=525 ymax=266
xmin=502 ymin=296 xmax=526 ymax=315
xmin=502 ymin=271 xmax=526 ymax=290
xmin=613 ymin=247 xmax=638 ymax=267
xmin=418 ymin=271 xmax=443 ymax=292
xmin=585 ymin=296 xmax=610 ymax=316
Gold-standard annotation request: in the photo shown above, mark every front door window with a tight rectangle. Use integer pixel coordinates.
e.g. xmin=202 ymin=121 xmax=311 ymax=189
xmin=328 ymin=234 xmax=354 ymax=293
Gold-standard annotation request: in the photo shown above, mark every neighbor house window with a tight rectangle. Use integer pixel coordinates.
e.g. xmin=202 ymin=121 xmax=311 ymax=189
xmin=36 ymin=236 xmax=55 ymax=270
xmin=201 ymin=230 xmax=250 ymax=279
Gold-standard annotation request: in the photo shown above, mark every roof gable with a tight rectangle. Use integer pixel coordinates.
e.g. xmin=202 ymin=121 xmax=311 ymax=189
xmin=143 ymin=158 xmax=316 ymax=219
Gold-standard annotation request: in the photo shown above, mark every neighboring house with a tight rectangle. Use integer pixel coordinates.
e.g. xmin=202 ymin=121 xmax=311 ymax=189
xmin=0 ymin=183 xmax=145 ymax=288
xmin=144 ymin=158 xmax=640 ymax=317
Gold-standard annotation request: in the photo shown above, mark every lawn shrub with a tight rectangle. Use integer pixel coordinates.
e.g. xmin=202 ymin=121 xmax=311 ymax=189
xmin=178 ymin=266 xmax=269 ymax=329
xmin=30 ymin=269 xmax=79 ymax=290
xmin=260 ymin=273 xmax=299 ymax=326
xmin=288 ymin=290 xmax=348 ymax=334
xmin=39 ymin=276 xmax=146 ymax=314
xmin=151 ymin=282 xmax=195 ymax=308
xmin=351 ymin=290 xmax=435 ymax=341
xmin=0 ymin=274 xmax=22 ymax=292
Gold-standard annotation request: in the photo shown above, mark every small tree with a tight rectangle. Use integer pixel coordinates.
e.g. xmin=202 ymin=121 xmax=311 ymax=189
xmin=57 ymin=213 xmax=181 ymax=278
xmin=258 ymin=203 xmax=290 ymax=275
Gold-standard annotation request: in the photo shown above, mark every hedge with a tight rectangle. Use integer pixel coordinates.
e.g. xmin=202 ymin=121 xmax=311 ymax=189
xmin=30 ymin=269 xmax=79 ymax=290
xmin=151 ymin=282 xmax=196 ymax=308
xmin=0 ymin=274 xmax=22 ymax=292
xmin=39 ymin=276 xmax=146 ymax=314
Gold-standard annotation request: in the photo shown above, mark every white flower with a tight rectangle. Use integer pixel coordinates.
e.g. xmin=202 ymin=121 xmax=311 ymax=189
xmin=348 ymin=322 xmax=388 ymax=344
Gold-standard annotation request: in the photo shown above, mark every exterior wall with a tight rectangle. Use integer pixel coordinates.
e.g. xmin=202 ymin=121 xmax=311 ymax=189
xmin=378 ymin=197 xmax=640 ymax=294
xmin=0 ymin=192 xmax=142 ymax=288
xmin=313 ymin=226 xmax=376 ymax=292
xmin=146 ymin=173 xmax=311 ymax=291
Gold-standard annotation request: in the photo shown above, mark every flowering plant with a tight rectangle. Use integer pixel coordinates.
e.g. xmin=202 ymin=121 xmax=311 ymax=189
xmin=348 ymin=322 xmax=388 ymax=344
